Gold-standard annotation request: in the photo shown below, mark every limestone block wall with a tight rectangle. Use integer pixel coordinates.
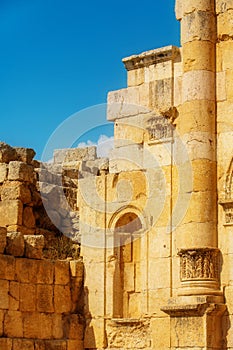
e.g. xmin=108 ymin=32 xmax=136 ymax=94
xmin=79 ymin=159 xmax=173 ymax=348
xmin=216 ymin=1 xmax=233 ymax=349
xmin=0 ymin=226 xmax=84 ymax=350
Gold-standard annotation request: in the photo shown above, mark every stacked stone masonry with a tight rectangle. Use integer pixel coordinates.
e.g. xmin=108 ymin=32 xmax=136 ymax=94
xmin=0 ymin=143 xmax=86 ymax=349
xmin=0 ymin=253 xmax=84 ymax=350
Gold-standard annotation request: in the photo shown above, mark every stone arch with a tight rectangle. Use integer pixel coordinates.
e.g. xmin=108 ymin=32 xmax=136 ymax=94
xmin=110 ymin=207 xmax=144 ymax=318
xmin=108 ymin=205 xmax=146 ymax=232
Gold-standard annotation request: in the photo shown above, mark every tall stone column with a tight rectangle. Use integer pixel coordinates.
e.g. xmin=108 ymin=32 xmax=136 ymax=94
xmin=161 ymin=5 xmax=226 ymax=349
xmin=174 ymin=0 xmax=221 ymax=296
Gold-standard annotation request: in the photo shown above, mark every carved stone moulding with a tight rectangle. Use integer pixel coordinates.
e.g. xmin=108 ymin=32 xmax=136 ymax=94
xmin=122 ymin=45 xmax=180 ymax=71
xmin=178 ymin=247 xmax=222 ymax=296
xmin=219 ymin=199 xmax=233 ymax=225
xmin=146 ymin=115 xmax=173 ymax=143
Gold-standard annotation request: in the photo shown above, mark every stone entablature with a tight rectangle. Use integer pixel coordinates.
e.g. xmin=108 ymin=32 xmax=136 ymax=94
xmin=122 ymin=45 xmax=180 ymax=71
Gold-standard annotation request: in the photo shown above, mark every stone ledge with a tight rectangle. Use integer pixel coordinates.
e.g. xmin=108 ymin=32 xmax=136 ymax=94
xmin=161 ymin=295 xmax=225 ymax=317
xmin=122 ymin=45 xmax=180 ymax=71
xmin=110 ymin=318 xmax=145 ymax=326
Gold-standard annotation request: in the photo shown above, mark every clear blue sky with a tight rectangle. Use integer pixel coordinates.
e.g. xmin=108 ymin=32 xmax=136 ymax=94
xmin=0 ymin=0 xmax=180 ymax=159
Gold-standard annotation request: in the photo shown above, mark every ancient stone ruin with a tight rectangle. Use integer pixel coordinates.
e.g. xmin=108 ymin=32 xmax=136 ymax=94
xmin=1 ymin=0 xmax=233 ymax=349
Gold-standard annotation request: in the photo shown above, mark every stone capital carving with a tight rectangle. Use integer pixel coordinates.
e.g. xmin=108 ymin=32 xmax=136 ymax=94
xmin=178 ymin=248 xmax=220 ymax=282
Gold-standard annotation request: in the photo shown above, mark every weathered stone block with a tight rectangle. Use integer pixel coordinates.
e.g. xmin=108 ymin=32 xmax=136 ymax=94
xmin=67 ymin=340 xmax=84 ymax=350
xmin=36 ymin=284 xmax=54 ymax=312
xmin=0 ymin=226 xmax=7 ymax=253
xmin=9 ymin=281 xmax=19 ymax=310
xmin=0 ymin=200 xmax=23 ymax=226
xmin=23 ymin=206 xmax=35 ymax=228
xmin=175 ymin=131 xmax=215 ymax=162
xmin=55 ymin=260 xmax=70 ymax=285
xmin=24 ymin=235 xmax=44 ymax=259
xmin=149 ymin=78 xmax=172 ymax=112
xmin=216 ymin=0 xmax=233 ymax=14
xmin=54 ymin=285 xmax=71 ymax=313
xmin=39 ymin=313 xmax=53 ymax=339
xmin=151 ymin=317 xmax=170 ymax=349
xmin=218 ymin=9 xmax=233 ymax=38
xmin=181 ymin=11 xmax=216 ymax=44
xmin=15 ymin=147 xmax=36 ymax=164
xmin=8 ymin=161 xmax=34 ymax=182
xmin=13 ymin=339 xmax=35 ymax=350
xmin=63 ymin=314 xmax=84 ymax=339
xmin=52 ymin=314 xmax=63 ymax=339
xmin=182 ymin=70 xmax=215 ymax=102
xmin=0 ymin=254 xmax=15 ymax=280
xmin=0 ymin=143 xmax=17 ymax=163
xmin=23 ymin=313 xmax=53 ymax=340
xmin=37 ymin=260 xmax=54 ymax=284
xmin=1 ymin=181 xmax=31 ymax=203
xmin=127 ymin=67 xmax=144 ymax=87
xmin=6 ymin=232 xmax=25 ymax=257
xmin=109 ymin=144 xmax=143 ymax=173
xmin=107 ymin=87 xmax=149 ymax=121
xmin=183 ymin=41 xmax=215 ymax=72
xmin=176 ymin=100 xmax=215 ymax=135
xmin=0 ymin=338 xmax=12 ymax=350
xmin=20 ymin=283 xmax=36 ymax=312
xmin=15 ymin=258 xmax=38 ymax=283
xmin=114 ymin=119 xmax=144 ymax=147
xmin=44 ymin=340 xmax=67 ymax=350
xmin=221 ymin=41 xmax=233 ymax=71
xmin=0 ymin=163 xmax=8 ymax=182
xmin=4 ymin=310 xmax=23 ymax=337
xmin=23 ymin=312 xmax=40 ymax=338
xmin=0 ymin=309 xmax=4 ymax=336
xmin=53 ymin=146 xmax=97 ymax=164
xmin=35 ymin=340 xmax=46 ymax=350
xmin=170 ymin=316 xmax=205 ymax=347
xmin=148 ymin=258 xmax=170 ymax=289
xmin=0 ymin=279 xmax=9 ymax=309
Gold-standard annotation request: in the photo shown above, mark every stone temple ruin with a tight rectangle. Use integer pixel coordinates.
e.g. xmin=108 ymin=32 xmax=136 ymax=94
xmin=1 ymin=0 xmax=233 ymax=349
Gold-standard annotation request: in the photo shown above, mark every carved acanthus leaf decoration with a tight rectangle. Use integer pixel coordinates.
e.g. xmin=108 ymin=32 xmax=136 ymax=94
xmin=178 ymin=248 xmax=220 ymax=282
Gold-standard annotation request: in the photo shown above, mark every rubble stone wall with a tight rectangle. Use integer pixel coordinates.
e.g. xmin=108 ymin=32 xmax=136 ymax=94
xmin=0 ymin=143 xmax=85 ymax=349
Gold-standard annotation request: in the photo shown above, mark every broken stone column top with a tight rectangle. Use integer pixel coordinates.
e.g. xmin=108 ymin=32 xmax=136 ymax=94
xmin=122 ymin=45 xmax=180 ymax=71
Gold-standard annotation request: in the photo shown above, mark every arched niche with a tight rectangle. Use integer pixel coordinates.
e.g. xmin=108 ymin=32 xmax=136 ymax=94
xmin=110 ymin=208 xmax=144 ymax=319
